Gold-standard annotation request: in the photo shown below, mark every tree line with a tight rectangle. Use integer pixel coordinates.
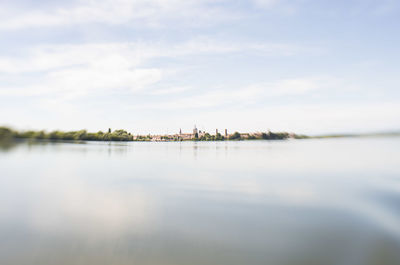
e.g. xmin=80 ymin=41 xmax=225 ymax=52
xmin=0 ymin=127 xmax=133 ymax=141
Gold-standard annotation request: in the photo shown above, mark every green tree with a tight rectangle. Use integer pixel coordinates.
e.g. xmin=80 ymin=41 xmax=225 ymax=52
xmin=229 ymin=132 xmax=241 ymax=140
xmin=0 ymin=127 xmax=15 ymax=140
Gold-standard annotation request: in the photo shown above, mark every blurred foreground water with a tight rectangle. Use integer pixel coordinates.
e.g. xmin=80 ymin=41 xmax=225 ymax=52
xmin=1 ymin=137 xmax=400 ymax=265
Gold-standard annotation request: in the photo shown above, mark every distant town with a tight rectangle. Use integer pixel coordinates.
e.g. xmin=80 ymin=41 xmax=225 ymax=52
xmin=135 ymin=126 xmax=304 ymax=141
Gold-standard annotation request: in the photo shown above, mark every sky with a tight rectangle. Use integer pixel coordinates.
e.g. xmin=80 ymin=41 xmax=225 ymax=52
xmin=0 ymin=0 xmax=399 ymax=135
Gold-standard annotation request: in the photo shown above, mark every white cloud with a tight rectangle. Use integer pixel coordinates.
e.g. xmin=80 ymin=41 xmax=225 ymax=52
xmin=175 ymin=38 xmax=302 ymax=56
xmin=0 ymin=43 xmax=143 ymax=74
xmin=0 ymin=0 xmax=237 ymax=30
xmin=48 ymin=67 xmax=163 ymax=96
xmin=0 ymin=67 xmax=163 ymax=99
xmin=0 ymin=42 xmax=162 ymax=98
xmin=0 ymin=39 xmax=303 ymax=99
xmin=126 ymin=85 xmax=261 ymax=110
xmin=128 ymin=76 xmax=337 ymax=110
xmin=0 ymin=39 xmax=299 ymax=74
xmin=149 ymin=86 xmax=192 ymax=95
xmin=0 ymin=42 xmax=164 ymax=98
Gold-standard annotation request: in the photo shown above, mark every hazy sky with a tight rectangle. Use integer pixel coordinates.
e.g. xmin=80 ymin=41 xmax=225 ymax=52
xmin=0 ymin=0 xmax=399 ymax=134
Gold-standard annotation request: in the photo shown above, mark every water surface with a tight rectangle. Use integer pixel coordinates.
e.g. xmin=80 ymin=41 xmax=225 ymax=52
xmin=1 ymin=138 xmax=400 ymax=265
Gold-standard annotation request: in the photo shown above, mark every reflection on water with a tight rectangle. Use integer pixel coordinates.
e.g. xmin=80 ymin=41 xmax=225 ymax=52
xmin=1 ymin=138 xmax=400 ymax=265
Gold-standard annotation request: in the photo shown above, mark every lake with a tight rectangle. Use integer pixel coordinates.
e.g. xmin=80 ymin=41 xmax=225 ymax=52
xmin=1 ymin=137 xmax=400 ymax=265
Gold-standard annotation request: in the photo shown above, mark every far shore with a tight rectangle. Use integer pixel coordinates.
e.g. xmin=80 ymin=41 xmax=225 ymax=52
xmin=1 ymin=126 xmax=399 ymax=143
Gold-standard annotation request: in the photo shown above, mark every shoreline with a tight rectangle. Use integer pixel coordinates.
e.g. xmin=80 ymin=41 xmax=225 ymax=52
xmin=1 ymin=126 xmax=399 ymax=143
